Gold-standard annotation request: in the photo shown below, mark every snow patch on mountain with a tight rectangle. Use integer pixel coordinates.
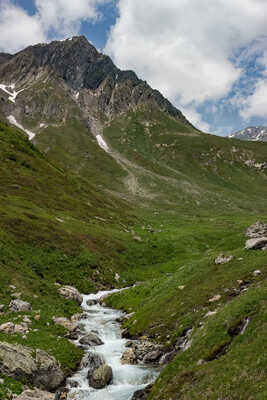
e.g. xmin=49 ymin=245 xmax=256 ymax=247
xmin=7 ymin=115 xmax=35 ymax=140
xmin=96 ymin=134 xmax=110 ymax=152
xmin=0 ymin=83 xmax=24 ymax=103
xmin=229 ymin=126 xmax=267 ymax=142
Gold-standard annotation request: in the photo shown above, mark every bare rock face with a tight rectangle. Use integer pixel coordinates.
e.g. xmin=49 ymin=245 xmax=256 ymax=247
xmin=9 ymin=299 xmax=32 ymax=312
xmin=245 ymin=237 xmax=267 ymax=250
xmin=14 ymin=389 xmax=54 ymax=400
xmin=79 ymin=332 xmax=104 ymax=346
xmin=0 ymin=342 xmax=64 ymax=391
xmin=57 ymin=286 xmax=83 ymax=305
xmin=246 ymin=221 xmax=267 ymax=238
xmin=88 ymin=364 xmax=113 ymax=389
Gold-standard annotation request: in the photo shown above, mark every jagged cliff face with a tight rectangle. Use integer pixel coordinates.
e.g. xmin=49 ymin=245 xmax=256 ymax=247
xmin=0 ymin=36 xmax=190 ymax=136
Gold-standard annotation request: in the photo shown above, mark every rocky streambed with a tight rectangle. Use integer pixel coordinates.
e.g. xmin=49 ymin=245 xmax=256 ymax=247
xmin=66 ymin=289 xmax=159 ymax=400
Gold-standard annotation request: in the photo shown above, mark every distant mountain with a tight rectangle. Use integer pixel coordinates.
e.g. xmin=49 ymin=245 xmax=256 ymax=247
xmin=229 ymin=126 xmax=267 ymax=142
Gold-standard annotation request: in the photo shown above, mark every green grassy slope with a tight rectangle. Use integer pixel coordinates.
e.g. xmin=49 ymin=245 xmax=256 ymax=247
xmin=1 ymin=107 xmax=267 ymax=399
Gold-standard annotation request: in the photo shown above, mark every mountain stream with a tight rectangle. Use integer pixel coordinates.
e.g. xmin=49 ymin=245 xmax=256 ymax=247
xmin=67 ymin=289 xmax=158 ymax=400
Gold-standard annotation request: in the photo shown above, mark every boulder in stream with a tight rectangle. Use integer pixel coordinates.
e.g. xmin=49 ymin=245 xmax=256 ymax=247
xmin=88 ymin=364 xmax=113 ymax=389
xmin=79 ymin=332 xmax=104 ymax=346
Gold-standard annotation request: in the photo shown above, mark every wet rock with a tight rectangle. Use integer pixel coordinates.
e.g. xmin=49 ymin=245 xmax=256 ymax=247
xmin=120 ymin=348 xmax=137 ymax=365
xmin=246 ymin=221 xmax=267 ymax=238
xmin=52 ymin=317 xmax=76 ymax=332
xmin=14 ymin=389 xmax=55 ymax=400
xmin=214 ymin=254 xmax=233 ymax=264
xmin=86 ymin=299 xmax=97 ymax=306
xmin=55 ymin=387 xmax=69 ymax=400
xmin=159 ymin=350 xmax=176 ymax=365
xmin=65 ymin=331 xmax=80 ymax=340
xmin=132 ymin=384 xmax=152 ymax=400
xmin=9 ymin=299 xmax=32 ymax=312
xmin=125 ymin=340 xmax=163 ymax=364
xmin=71 ymin=313 xmax=83 ymax=322
xmin=88 ymin=364 xmax=113 ymax=389
xmin=79 ymin=332 xmax=104 ymax=346
xmin=83 ymin=352 xmax=104 ymax=372
xmin=245 ymin=237 xmax=267 ymax=250
xmin=57 ymin=286 xmax=83 ymax=305
xmin=143 ymin=350 xmax=163 ymax=363
xmin=0 ymin=342 xmax=64 ymax=391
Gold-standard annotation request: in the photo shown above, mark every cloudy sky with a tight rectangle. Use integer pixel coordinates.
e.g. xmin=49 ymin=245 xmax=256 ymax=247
xmin=0 ymin=0 xmax=267 ymax=135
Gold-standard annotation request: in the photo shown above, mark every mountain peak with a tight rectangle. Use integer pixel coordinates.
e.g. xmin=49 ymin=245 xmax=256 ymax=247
xmin=229 ymin=126 xmax=267 ymax=142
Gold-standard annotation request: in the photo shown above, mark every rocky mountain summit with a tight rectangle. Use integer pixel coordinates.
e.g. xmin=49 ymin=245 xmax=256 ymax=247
xmin=229 ymin=126 xmax=267 ymax=142
xmin=0 ymin=36 xmax=190 ymax=136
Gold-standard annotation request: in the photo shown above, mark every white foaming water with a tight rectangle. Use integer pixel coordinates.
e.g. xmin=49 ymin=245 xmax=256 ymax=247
xmin=67 ymin=289 xmax=158 ymax=400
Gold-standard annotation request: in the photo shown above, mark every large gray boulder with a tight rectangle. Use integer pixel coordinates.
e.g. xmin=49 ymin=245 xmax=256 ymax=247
xmin=88 ymin=364 xmax=113 ymax=389
xmin=0 ymin=342 xmax=64 ymax=391
xmin=57 ymin=286 xmax=83 ymax=305
xmin=245 ymin=237 xmax=267 ymax=250
xmin=14 ymin=389 xmax=54 ymax=400
xmin=79 ymin=333 xmax=103 ymax=346
xmin=246 ymin=221 xmax=267 ymax=238
xmin=9 ymin=299 xmax=32 ymax=312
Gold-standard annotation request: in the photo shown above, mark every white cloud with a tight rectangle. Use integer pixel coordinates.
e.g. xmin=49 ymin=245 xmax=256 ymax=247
xmin=105 ymin=0 xmax=267 ymax=129
xmin=240 ymin=79 xmax=267 ymax=120
xmin=0 ymin=0 xmax=109 ymax=53
xmin=180 ymin=106 xmax=211 ymax=132
xmin=0 ymin=1 xmax=45 ymax=53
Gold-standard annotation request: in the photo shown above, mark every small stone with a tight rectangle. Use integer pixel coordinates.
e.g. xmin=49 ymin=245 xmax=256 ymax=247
xmin=215 ymin=254 xmax=233 ymax=264
xmin=208 ymin=295 xmax=221 ymax=303
xmin=115 ymin=273 xmax=120 ymax=282
xmin=237 ymin=280 xmax=243 ymax=285
xmin=9 ymin=299 xmax=32 ymax=312
xmin=0 ymin=322 xmax=15 ymax=334
xmin=11 ymin=292 xmax=22 ymax=298
xmin=0 ymin=304 xmax=5 ymax=312
xmin=9 ymin=285 xmax=16 ymax=290
xmin=178 ymin=285 xmax=185 ymax=290
xmin=34 ymin=315 xmax=41 ymax=321
xmin=253 ymin=270 xmax=261 ymax=276
xmin=205 ymin=310 xmax=217 ymax=317
xmin=86 ymin=300 xmax=97 ymax=306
